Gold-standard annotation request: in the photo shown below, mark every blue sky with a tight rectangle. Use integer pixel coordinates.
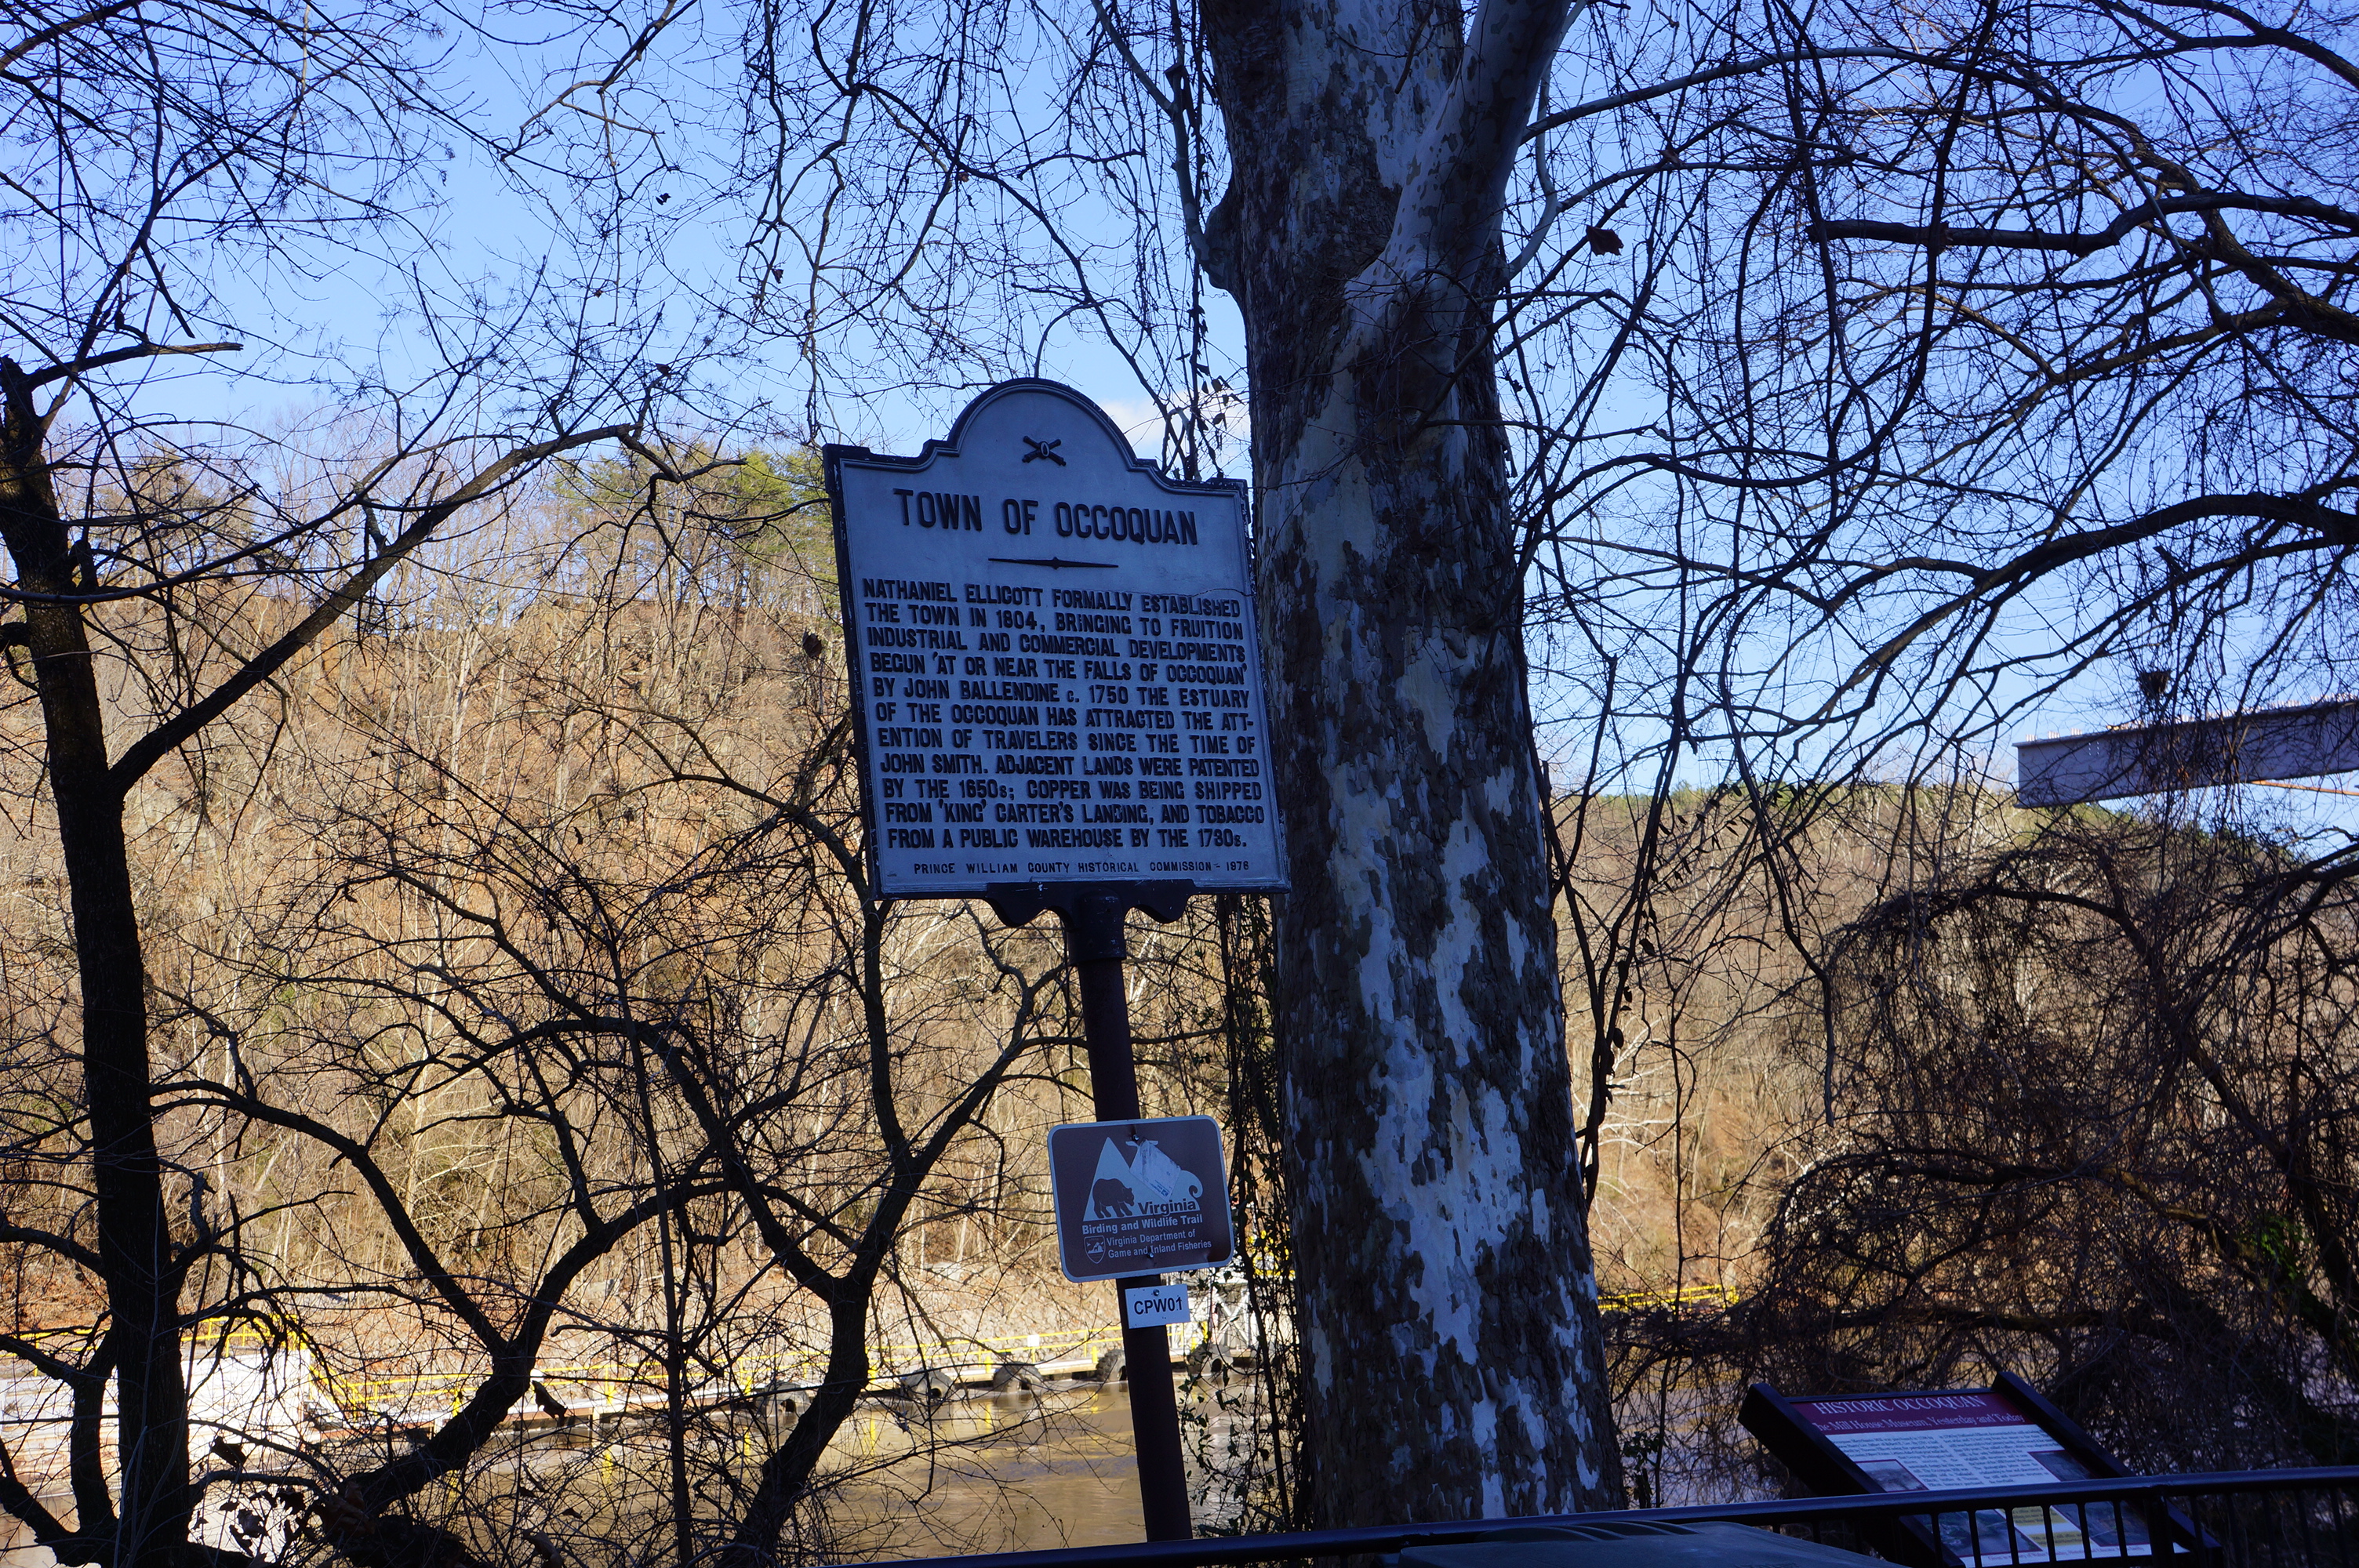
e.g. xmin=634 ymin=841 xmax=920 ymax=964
xmin=44 ymin=0 xmax=2359 ymax=837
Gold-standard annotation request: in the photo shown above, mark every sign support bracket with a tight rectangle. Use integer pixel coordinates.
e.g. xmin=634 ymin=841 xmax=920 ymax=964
xmin=987 ymin=879 xmax=1197 ymax=1544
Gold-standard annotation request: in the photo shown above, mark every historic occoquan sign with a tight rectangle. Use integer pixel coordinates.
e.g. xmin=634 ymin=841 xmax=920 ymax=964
xmin=824 ymin=379 xmax=1285 ymax=898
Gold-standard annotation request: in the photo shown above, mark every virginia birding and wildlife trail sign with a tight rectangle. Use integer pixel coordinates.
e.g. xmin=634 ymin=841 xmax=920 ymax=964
xmin=825 ymin=380 xmax=1282 ymax=1544
xmin=1047 ymin=1115 xmax=1234 ymax=1283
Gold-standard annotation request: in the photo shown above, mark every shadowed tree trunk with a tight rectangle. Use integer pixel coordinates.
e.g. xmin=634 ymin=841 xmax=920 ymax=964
xmin=1199 ymin=0 xmax=1624 ymax=1525
xmin=0 ymin=358 xmax=187 ymax=1568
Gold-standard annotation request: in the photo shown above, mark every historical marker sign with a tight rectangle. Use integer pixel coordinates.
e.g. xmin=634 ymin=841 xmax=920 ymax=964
xmin=1741 ymin=1374 xmax=2199 ymax=1566
xmin=1046 ymin=1115 xmax=1234 ymax=1284
xmin=824 ymin=379 xmax=1285 ymax=898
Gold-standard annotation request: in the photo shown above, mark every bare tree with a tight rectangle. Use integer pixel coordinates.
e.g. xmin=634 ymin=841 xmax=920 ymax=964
xmin=252 ymin=452 xmax=1094 ymax=1568
xmin=1176 ymin=0 xmax=1628 ymax=1521
xmin=699 ymin=0 xmax=1631 ymax=1519
xmin=0 ymin=0 xmax=660 ymax=1559
xmin=1605 ymin=793 xmax=2359 ymax=1479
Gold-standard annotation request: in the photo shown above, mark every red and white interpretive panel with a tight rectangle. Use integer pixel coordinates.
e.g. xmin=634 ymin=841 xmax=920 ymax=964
xmin=1790 ymin=1391 xmax=2150 ymax=1561
xmin=1742 ymin=1377 xmax=2190 ymax=1566
xmin=1797 ymin=1390 xmax=2089 ymax=1489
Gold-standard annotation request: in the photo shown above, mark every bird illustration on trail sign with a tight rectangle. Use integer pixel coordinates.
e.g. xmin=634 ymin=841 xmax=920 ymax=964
xmin=1085 ymin=1132 xmax=1203 ymax=1218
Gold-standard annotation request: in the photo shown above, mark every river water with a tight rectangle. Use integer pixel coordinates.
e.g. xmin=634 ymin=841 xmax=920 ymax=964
xmin=1 ymin=1377 xmax=1270 ymax=1565
xmin=503 ymin=1376 xmax=1275 ymax=1560
xmin=819 ymin=1383 xmax=1180 ymax=1557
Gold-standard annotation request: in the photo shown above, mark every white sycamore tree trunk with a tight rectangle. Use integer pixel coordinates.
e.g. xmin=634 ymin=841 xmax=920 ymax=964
xmin=1201 ymin=0 xmax=1624 ymax=1524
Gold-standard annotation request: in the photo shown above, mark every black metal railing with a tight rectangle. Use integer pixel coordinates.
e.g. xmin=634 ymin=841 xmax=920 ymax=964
xmin=828 ymin=1465 xmax=2359 ymax=1568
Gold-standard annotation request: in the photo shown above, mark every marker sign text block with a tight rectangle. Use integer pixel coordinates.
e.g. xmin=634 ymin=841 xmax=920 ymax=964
xmin=827 ymin=380 xmax=1285 ymax=897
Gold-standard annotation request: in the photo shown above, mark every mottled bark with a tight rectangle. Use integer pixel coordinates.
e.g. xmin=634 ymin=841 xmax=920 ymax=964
xmin=1200 ymin=0 xmax=1623 ymax=1524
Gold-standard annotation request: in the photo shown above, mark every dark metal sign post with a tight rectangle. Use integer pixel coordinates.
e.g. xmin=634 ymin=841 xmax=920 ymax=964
xmin=824 ymin=382 xmax=1286 ymax=1544
xmin=988 ymin=880 xmax=1201 ymax=1541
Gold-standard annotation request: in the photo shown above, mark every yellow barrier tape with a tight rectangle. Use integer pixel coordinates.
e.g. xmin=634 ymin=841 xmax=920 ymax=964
xmin=1598 ymin=1284 xmax=1736 ymax=1312
xmin=11 ymin=1295 xmax=1268 ymax=1425
xmin=311 ymin=1325 xmax=1158 ymax=1420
